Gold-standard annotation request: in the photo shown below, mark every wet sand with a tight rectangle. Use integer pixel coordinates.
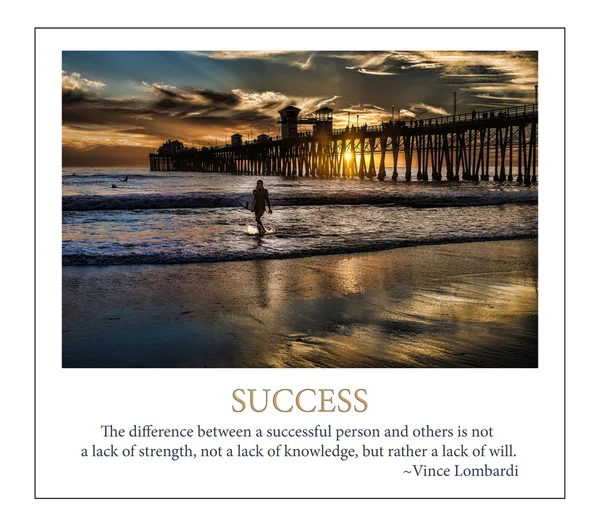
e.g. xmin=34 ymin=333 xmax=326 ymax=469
xmin=62 ymin=239 xmax=537 ymax=368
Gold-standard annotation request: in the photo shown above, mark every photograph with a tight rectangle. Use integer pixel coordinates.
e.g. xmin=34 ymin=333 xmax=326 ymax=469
xmin=61 ymin=50 xmax=538 ymax=368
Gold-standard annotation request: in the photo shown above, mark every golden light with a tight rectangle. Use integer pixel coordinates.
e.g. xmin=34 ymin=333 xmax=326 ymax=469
xmin=344 ymin=152 xmax=353 ymax=162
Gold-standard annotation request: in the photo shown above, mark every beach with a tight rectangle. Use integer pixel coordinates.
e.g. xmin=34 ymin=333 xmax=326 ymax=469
xmin=63 ymin=239 xmax=537 ymax=368
xmin=62 ymin=169 xmax=538 ymax=368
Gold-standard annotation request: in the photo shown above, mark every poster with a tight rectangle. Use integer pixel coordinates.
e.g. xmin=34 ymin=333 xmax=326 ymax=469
xmin=27 ymin=22 xmax=574 ymax=520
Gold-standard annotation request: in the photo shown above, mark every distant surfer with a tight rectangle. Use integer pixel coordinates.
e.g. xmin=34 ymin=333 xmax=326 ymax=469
xmin=111 ymin=184 xmax=118 ymax=188
xmin=253 ymin=180 xmax=272 ymax=235
xmin=120 ymin=176 xmax=129 ymax=182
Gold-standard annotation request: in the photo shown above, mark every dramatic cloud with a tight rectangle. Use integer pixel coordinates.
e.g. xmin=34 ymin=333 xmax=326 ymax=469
xmin=336 ymin=51 xmax=537 ymax=103
xmin=62 ymin=50 xmax=537 ymax=166
xmin=137 ymin=82 xmax=244 ymax=115
xmin=357 ymin=68 xmax=397 ymax=76
xmin=145 ymin=82 xmax=180 ymax=98
xmin=293 ymin=53 xmax=315 ymax=70
xmin=475 ymin=93 xmax=527 ymax=101
xmin=336 ymin=103 xmax=391 ymax=126
xmin=62 ymin=71 xmax=106 ymax=103
xmin=408 ymin=103 xmax=450 ymax=117
xmin=231 ymin=89 xmax=342 ymax=117
xmin=194 ymin=88 xmax=241 ymax=106
xmin=63 ymin=71 xmax=106 ymax=90
xmin=62 ymin=80 xmax=347 ymax=159
xmin=188 ymin=51 xmax=317 ymax=70
xmin=189 ymin=51 xmax=287 ymax=60
xmin=342 ymin=52 xmax=399 ymax=75
xmin=397 ymin=109 xmax=417 ymax=119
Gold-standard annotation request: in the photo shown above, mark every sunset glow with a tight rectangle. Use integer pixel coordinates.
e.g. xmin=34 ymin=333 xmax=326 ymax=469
xmin=62 ymin=51 xmax=538 ymax=167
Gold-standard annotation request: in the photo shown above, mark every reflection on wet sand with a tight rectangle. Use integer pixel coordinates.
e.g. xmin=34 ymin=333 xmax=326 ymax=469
xmin=63 ymin=239 xmax=537 ymax=368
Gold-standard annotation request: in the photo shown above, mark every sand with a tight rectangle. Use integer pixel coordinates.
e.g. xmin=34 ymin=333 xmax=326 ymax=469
xmin=62 ymin=239 xmax=538 ymax=368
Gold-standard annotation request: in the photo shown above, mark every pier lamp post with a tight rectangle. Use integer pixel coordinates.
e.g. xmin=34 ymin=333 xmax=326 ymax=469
xmin=535 ymin=84 xmax=538 ymax=106
xmin=392 ymin=104 xmax=395 ymax=121
xmin=357 ymin=115 xmax=359 ymax=127
xmin=453 ymin=91 xmax=457 ymax=121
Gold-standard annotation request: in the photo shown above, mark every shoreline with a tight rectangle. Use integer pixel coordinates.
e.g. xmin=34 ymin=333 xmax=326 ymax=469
xmin=63 ymin=233 xmax=538 ymax=267
xmin=63 ymin=239 xmax=538 ymax=368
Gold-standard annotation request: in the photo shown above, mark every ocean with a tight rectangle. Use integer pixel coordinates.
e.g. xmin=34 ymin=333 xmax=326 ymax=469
xmin=62 ymin=167 xmax=537 ymax=266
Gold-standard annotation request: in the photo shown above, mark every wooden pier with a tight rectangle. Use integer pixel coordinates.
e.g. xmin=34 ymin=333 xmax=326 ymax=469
xmin=149 ymin=104 xmax=538 ymax=185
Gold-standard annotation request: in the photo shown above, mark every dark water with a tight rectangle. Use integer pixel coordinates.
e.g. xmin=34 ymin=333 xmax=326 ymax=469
xmin=63 ymin=168 xmax=537 ymax=265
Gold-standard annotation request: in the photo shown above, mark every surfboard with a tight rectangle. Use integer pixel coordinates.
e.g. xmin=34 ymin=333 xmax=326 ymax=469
xmin=236 ymin=194 xmax=255 ymax=212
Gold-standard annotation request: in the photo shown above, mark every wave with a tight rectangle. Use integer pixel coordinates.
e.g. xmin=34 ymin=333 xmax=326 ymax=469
xmin=62 ymin=232 xmax=537 ymax=266
xmin=63 ymin=191 xmax=538 ymax=212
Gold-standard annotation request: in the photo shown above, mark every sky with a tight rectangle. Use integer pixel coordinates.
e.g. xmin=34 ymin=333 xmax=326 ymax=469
xmin=62 ymin=51 xmax=538 ymax=167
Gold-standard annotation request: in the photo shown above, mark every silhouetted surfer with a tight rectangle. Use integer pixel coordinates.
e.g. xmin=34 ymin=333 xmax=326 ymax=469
xmin=253 ymin=180 xmax=272 ymax=235
xmin=111 ymin=184 xmax=118 ymax=188
xmin=120 ymin=176 xmax=129 ymax=182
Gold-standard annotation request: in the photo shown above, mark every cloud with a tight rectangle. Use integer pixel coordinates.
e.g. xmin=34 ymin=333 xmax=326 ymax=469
xmin=334 ymin=51 xmax=538 ymax=95
xmin=336 ymin=52 xmax=393 ymax=69
xmin=137 ymin=82 xmax=243 ymax=114
xmin=409 ymin=103 xmax=450 ymax=116
xmin=317 ymin=95 xmax=341 ymax=107
xmin=293 ymin=52 xmax=315 ymax=70
xmin=339 ymin=52 xmax=399 ymax=75
xmin=336 ymin=100 xmax=449 ymax=125
xmin=188 ymin=51 xmax=318 ymax=70
xmin=475 ymin=93 xmax=528 ymax=101
xmin=62 ymin=71 xmax=106 ymax=103
xmin=371 ymin=102 xmax=450 ymax=121
xmin=397 ymin=109 xmax=417 ymax=119
xmin=407 ymin=51 xmax=538 ymax=100
xmin=388 ymin=52 xmax=442 ymax=70
xmin=335 ymin=103 xmax=391 ymax=126
xmin=63 ymin=71 xmax=106 ymax=90
xmin=230 ymin=89 xmax=288 ymax=112
xmin=464 ymin=82 xmax=537 ymax=105
xmin=357 ymin=68 xmax=397 ymax=76
xmin=82 ymin=78 xmax=106 ymax=89
xmin=63 ymin=79 xmax=345 ymax=154
xmin=231 ymin=88 xmax=341 ymax=117
xmin=466 ymin=83 xmax=535 ymax=94
xmin=194 ymin=88 xmax=241 ymax=106
xmin=145 ymin=82 xmax=181 ymax=98
xmin=188 ymin=51 xmax=286 ymax=60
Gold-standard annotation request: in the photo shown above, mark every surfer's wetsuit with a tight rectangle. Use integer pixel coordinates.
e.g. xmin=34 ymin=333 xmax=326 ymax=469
xmin=253 ymin=188 xmax=271 ymax=233
xmin=253 ymin=188 xmax=269 ymax=218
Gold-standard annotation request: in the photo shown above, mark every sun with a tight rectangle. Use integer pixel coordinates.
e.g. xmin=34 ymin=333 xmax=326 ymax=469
xmin=344 ymin=152 xmax=353 ymax=162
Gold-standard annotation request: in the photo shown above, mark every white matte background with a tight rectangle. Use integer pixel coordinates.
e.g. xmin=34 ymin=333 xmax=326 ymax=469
xmin=3 ymin=1 xmax=594 ymax=522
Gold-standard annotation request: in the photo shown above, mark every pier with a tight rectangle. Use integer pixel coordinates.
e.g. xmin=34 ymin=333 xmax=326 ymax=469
xmin=149 ymin=104 xmax=538 ymax=185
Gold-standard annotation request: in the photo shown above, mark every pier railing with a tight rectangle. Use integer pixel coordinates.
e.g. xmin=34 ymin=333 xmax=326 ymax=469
xmin=205 ymin=104 xmax=538 ymax=148
xmin=333 ymin=104 xmax=538 ymax=135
